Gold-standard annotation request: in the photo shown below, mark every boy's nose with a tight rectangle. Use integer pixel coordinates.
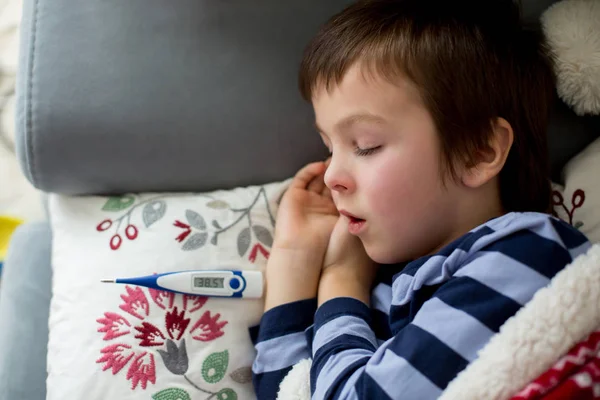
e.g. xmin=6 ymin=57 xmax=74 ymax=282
xmin=324 ymin=158 xmax=352 ymax=193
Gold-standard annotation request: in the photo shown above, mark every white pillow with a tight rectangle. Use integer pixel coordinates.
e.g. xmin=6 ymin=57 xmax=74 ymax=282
xmin=552 ymin=136 xmax=600 ymax=243
xmin=47 ymin=180 xmax=289 ymax=400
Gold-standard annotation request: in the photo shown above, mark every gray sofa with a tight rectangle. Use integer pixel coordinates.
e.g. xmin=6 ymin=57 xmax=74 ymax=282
xmin=0 ymin=0 xmax=599 ymax=399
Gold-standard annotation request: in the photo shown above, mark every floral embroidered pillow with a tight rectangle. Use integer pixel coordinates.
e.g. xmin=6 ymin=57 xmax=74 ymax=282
xmin=552 ymin=136 xmax=600 ymax=243
xmin=47 ymin=180 xmax=289 ymax=400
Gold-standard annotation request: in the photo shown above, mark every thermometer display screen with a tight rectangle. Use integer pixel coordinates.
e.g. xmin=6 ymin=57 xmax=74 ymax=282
xmin=194 ymin=277 xmax=225 ymax=289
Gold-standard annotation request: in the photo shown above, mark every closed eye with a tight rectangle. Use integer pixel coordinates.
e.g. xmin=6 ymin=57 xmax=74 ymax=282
xmin=355 ymin=146 xmax=381 ymax=156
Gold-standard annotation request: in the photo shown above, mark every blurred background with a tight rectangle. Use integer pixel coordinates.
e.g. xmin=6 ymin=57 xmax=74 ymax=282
xmin=0 ymin=0 xmax=43 ymax=279
xmin=1 ymin=0 xmax=43 ymax=221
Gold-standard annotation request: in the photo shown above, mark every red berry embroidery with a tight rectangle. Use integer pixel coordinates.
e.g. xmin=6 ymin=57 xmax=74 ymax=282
xmin=126 ymin=225 xmax=139 ymax=240
xmin=97 ymin=219 xmax=113 ymax=232
xmin=110 ymin=234 xmax=123 ymax=250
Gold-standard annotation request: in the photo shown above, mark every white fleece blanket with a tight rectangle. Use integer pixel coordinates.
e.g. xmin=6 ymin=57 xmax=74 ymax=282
xmin=278 ymin=244 xmax=600 ymax=400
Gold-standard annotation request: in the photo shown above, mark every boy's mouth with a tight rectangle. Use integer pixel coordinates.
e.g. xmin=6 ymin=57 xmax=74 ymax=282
xmin=339 ymin=210 xmax=367 ymax=234
xmin=339 ymin=210 xmax=364 ymax=222
xmin=339 ymin=210 xmax=364 ymax=221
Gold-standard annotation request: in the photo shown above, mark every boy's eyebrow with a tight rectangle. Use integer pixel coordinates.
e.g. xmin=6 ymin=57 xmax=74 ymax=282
xmin=315 ymin=113 xmax=386 ymax=134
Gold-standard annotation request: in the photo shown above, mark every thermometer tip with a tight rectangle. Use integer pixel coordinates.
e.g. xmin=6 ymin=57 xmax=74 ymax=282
xmin=101 ymin=278 xmax=115 ymax=283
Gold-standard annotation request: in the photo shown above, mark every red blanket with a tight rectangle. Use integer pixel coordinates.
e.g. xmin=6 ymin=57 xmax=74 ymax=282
xmin=512 ymin=330 xmax=600 ymax=400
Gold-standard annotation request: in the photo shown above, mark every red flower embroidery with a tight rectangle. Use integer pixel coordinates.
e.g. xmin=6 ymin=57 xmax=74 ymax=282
xmin=182 ymin=294 xmax=208 ymax=313
xmin=97 ymin=285 xmax=227 ymax=390
xmin=249 ymin=243 xmax=270 ymax=263
xmin=97 ymin=343 xmax=135 ymax=374
xmin=149 ymin=288 xmax=175 ymax=310
xmin=165 ymin=307 xmax=191 ymax=341
xmin=190 ymin=311 xmax=228 ymax=342
xmin=135 ymin=322 xmax=166 ymax=347
xmin=126 ymin=352 xmax=156 ymax=390
xmin=119 ymin=286 xmax=150 ymax=320
xmin=174 ymin=220 xmax=192 ymax=243
xmin=97 ymin=312 xmax=131 ymax=340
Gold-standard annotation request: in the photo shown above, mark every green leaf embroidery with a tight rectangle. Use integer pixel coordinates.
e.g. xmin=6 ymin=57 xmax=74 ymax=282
xmin=207 ymin=200 xmax=230 ymax=209
xmin=202 ymin=350 xmax=229 ymax=384
xmin=216 ymin=388 xmax=237 ymax=400
xmin=151 ymin=387 xmax=191 ymax=400
xmin=102 ymin=196 xmax=134 ymax=211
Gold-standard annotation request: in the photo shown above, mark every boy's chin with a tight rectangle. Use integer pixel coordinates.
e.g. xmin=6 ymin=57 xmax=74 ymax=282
xmin=362 ymin=240 xmax=399 ymax=265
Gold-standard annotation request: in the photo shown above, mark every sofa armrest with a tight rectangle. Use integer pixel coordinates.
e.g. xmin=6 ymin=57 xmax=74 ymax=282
xmin=0 ymin=222 xmax=51 ymax=400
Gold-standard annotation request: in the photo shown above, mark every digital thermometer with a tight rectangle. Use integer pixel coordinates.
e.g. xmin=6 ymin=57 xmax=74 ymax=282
xmin=101 ymin=270 xmax=263 ymax=298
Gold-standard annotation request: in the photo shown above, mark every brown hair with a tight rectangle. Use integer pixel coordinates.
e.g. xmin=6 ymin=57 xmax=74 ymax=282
xmin=299 ymin=0 xmax=556 ymax=213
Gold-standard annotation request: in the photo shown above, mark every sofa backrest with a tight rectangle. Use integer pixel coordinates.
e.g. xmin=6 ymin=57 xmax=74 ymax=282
xmin=15 ymin=0 xmax=600 ymax=195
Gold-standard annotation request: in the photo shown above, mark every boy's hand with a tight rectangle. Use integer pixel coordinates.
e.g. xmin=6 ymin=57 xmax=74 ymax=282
xmin=273 ymin=161 xmax=338 ymax=253
xmin=319 ymin=217 xmax=377 ymax=306
xmin=265 ymin=161 xmax=339 ymax=311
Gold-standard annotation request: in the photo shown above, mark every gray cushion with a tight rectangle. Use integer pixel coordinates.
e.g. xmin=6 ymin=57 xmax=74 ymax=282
xmin=0 ymin=222 xmax=51 ymax=400
xmin=16 ymin=0 xmax=349 ymax=195
xmin=16 ymin=0 xmax=599 ymax=194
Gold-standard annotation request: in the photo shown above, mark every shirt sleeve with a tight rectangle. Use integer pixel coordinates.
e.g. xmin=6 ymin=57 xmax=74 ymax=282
xmin=309 ymin=245 xmax=584 ymax=399
xmin=250 ymin=298 xmax=317 ymax=400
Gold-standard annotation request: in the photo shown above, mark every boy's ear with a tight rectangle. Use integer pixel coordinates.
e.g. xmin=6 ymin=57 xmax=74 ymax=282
xmin=461 ymin=118 xmax=514 ymax=188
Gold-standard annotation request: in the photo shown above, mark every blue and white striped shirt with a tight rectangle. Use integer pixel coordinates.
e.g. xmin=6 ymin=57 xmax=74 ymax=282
xmin=250 ymin=212 xmax=591 ymax=399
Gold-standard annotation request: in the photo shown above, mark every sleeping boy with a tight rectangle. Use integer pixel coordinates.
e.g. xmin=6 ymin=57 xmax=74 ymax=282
xmin=251 ymin=0 xmax=591 ymax=398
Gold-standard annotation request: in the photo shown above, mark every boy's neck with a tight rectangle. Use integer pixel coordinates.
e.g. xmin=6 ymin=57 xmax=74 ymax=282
xmin=431 ymin=180 xmax=505 ymax=256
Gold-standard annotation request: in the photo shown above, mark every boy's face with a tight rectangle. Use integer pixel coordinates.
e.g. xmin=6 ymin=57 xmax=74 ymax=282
xmin=313 ymin=64 xmax=465 ymax=264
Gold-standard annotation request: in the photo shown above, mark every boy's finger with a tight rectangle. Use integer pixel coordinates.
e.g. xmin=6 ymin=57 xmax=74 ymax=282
xmin=322 ymin=187 xmax=332 ymax=199
xmin=290 ymin=162 xmax=325 ymax=190
xmin=307 ymin=172 xmax=325 ymax=193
